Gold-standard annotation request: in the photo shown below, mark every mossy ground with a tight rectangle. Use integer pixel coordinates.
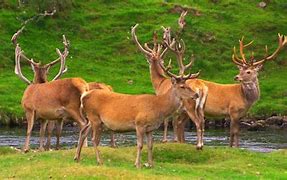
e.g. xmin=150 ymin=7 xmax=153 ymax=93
xmin=0 ymin=1 xmax=287 ymax=124
xmin=0 ymin=143 xmax=286 ymax=179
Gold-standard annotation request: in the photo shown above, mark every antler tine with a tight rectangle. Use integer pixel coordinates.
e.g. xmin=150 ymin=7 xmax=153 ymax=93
xmin=239 ymin=37 xmax=248 ymax=64
xmin=253 ymin=33 xmax=287 ymax=66
xmin=159 ymin=59 xmax=181 ymax=79
xmin=46 ymin=35 xmax=70 ymax=67
xmin=162 ymin=26 xmax=172 ymax=45
xmin=144 ymin=43 xmax=153 ymax=52
xmin=14 ymin=44 xmax=32 ymax=84
xmin=184 ymin=54 xmax=195 ymax=70
xmin=131 ymin=24 xmax=153 ymax=57
xmin=178 ymin=10 xmax=188 ymax=29
xmin=182 ymin=70 xmax=201 ymax=80
xmin=232 ymin=54 xmax=244 ymax=67
xmin=232 ymin=46 xmax=244 ymax=64
xmin=52 ymin=48 xmax=68 ymax=81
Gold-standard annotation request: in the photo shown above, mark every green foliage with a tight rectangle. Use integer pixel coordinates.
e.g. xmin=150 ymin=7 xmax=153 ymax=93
xmin=0 ymin=144 xmax=286 ymax=179
xmin=0 ymin=0 xmax=287 ymax=124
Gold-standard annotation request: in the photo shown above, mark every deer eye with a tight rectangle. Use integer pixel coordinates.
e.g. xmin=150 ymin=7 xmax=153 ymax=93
xmin=246 ymin=71 xmax=251 ymax=74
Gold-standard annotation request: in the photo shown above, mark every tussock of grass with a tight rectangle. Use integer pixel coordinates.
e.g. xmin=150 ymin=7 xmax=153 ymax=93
xmin=0 ymin=144 xmax=286 ymax=179
xmin=0 ymin=1 xmax=287 ymax=123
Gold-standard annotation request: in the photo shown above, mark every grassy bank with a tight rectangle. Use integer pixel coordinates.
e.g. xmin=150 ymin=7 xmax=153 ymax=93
xmin=0 ymin=0 xmax=287 ymax=124
xmin=0 ymin=143 xmax=286 ymax=179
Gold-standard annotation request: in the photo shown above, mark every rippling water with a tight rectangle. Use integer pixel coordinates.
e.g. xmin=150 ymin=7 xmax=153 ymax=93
xmin=0 ymin=127 xmax=286 ymax=152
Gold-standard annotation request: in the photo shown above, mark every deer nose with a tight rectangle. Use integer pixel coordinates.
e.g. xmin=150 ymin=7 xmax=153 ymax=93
xmin=234 ymin=75 xmax=239 ymax=81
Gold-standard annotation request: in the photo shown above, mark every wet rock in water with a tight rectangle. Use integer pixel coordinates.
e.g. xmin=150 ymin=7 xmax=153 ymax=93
xmin=266 ymin=116 xmax=284 ymax=126
xmin=241 ymin=120 xmax=266 ymax=131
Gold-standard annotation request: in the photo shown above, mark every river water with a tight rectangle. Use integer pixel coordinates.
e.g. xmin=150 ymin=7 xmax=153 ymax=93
xmin=0 ymin=127 xmax=286 ymax=152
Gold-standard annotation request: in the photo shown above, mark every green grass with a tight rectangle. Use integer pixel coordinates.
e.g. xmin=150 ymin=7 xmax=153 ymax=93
xmin=0 ymin=144 xmax=286 ymax=179
xmin=0 ymin=0 xmax=287 ymax=124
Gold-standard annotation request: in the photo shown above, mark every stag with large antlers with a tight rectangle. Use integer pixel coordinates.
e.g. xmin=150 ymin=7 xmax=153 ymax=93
xmin=74 ymin=47 xmax=200 ymax=168
xmin=13 ymin=31 xmax=90 ymax=152
xmin=157 ymin=32 xmax=286 ymax=147
xmin=131 ymin=24 xmax=208 ymax=149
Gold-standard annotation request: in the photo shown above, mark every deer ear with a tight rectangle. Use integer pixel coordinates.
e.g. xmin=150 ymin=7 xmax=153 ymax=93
xmin=237 ymin=65 xmax=243 ymax=70
xmin=254 ymin=64 xmax=263 ymax=71
xmin=171 ymin=77 xmax=177 ymax=85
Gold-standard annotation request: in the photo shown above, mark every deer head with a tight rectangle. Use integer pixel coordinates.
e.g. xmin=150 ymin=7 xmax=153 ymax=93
xmin=232 ymin=34 xmax=287 ymax=83
xmin=131 ymin=24 xmax=168 ymax=65
xmin=13 ymin=35 xmax=69 ymax=84
xmin=159 ymin=46 xmax=200 ymax=100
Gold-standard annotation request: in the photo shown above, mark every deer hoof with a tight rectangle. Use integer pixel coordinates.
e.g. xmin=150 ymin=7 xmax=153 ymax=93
xmin=23 ymin=148 xmax=30 ymax=153
xmin=144 ymin=162 xmax=153 ymax=168
xmin=162 ymin=139 xmax=168 ymax=143
xmin=74 ymin=156 xmax=80 ymax=162
xmin=196 ymin=146 xmax=203 ymax=150
xmin=38 ymin=147 xmax=45 ymax=152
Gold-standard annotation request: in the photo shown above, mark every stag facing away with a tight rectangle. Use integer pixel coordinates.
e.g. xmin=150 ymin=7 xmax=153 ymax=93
xmin=12 ymin=31 xmax=89 ymax=152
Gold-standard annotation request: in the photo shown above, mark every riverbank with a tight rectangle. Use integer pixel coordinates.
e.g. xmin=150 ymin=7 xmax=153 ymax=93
xmin=0 ymin=144 xmax=286 ymax=179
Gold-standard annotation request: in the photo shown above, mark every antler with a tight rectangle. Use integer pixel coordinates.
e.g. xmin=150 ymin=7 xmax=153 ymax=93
xmin=131 ymin=24 xmax=168 ymax=61
xmin=14 ymin=44 xmax=32 ymax=85
xmin=164 ymin=36 xmax=195 ymax=76
xmin=159 ymin=57 xmax=200 ymax=81
xmin=45 ymin=35 xmax=69 ymax=67
xmin=51 ymin=35 xmax=69 ymax=81
xmin=232 ymin=34 xmax=287 ymax=67
xmin=232 ymin=36 xmax=254 ymax=66
xmin=178 ymin=11 xmax=188 ymax=29
xmin=252 ymin=34 xmax=287 ymax=66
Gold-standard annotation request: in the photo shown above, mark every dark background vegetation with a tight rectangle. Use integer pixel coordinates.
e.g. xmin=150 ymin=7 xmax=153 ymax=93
xmin=0 ymin=0 xmax=286 ymax=125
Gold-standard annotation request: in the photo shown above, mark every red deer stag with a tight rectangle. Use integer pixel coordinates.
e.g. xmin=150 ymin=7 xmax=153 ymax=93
xmin=177 ymin=34 xmax=287 ymax=147
xmin=13 ymin=33 xmax=89 ymax=152
xmin=131 ymin=24 xmax=208 ymax=149
xmin=45 ymin=82 xmax=117 ymax=149
xmin=74 ymin=44 xmax=200 ymax=168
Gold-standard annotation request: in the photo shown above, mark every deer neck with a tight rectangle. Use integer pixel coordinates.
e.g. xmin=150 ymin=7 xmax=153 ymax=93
xmin=33 ymin=74 xmax=48 ymax=84
xmin=158 ymin=86 xmax=182 ymax=114
xmin=240 ymin=78 xmax=260 ymax=105
xmin=149 ymin=61 xmax=167 ymax=94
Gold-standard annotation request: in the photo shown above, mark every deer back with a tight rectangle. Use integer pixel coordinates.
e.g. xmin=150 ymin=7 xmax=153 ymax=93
xmin=22 ymin=78 xmax=88 ymax=114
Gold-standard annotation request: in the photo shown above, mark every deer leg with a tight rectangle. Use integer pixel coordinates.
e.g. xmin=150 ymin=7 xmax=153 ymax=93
xmin=177 ymin=113 xmax=188 ymax=143
xmin=74 ymin=122 xmax=91 ymax=162
xmin=172 ymin=117 xmax=179 ymax=142
xmin=67 ymin=109 xmax=88 ymax=147
xmin=230 ymin=117 xmax=240 ymax=147
xmin=146 ymin=131 xmax=154 ymax=167
xmin=162 ymin=119 xmax=168 ymax=143
xmin=39 ymin=119 xmax=48 ymax=151
xmin=91 ymin=120 xmax=103 ymax=165
xmin=55 ymin=120 xmax=63 ymax=150
xmin=110 ymin=132 xmax=117 ymax=148
xmin=135 ymin=126 xmax=144 ymax=168
xmin=198 ymin=108 xmax=205 ymax=149
xmin=45 ymin=121 xmax=55 ymax=150
xmin=23 ymin=110 xmax=36 ymax=153
xmin=185 ymin=107 xmax=203 ymax=150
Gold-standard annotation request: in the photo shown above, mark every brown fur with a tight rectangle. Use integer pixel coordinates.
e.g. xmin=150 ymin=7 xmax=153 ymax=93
xmin=74 ymin=80 xmax=198 ymax=168
xmin=148 ymin=59 xmax=208 ymax=149
xmin=21 ymin=78 xmax=89 ymax=152
xmin=46 ymin=82 xmax=116 ymax=149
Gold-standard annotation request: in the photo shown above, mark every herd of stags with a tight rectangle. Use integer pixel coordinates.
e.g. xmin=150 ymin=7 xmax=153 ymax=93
xmin=12 ymin=12 xmax=287 ymax=168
